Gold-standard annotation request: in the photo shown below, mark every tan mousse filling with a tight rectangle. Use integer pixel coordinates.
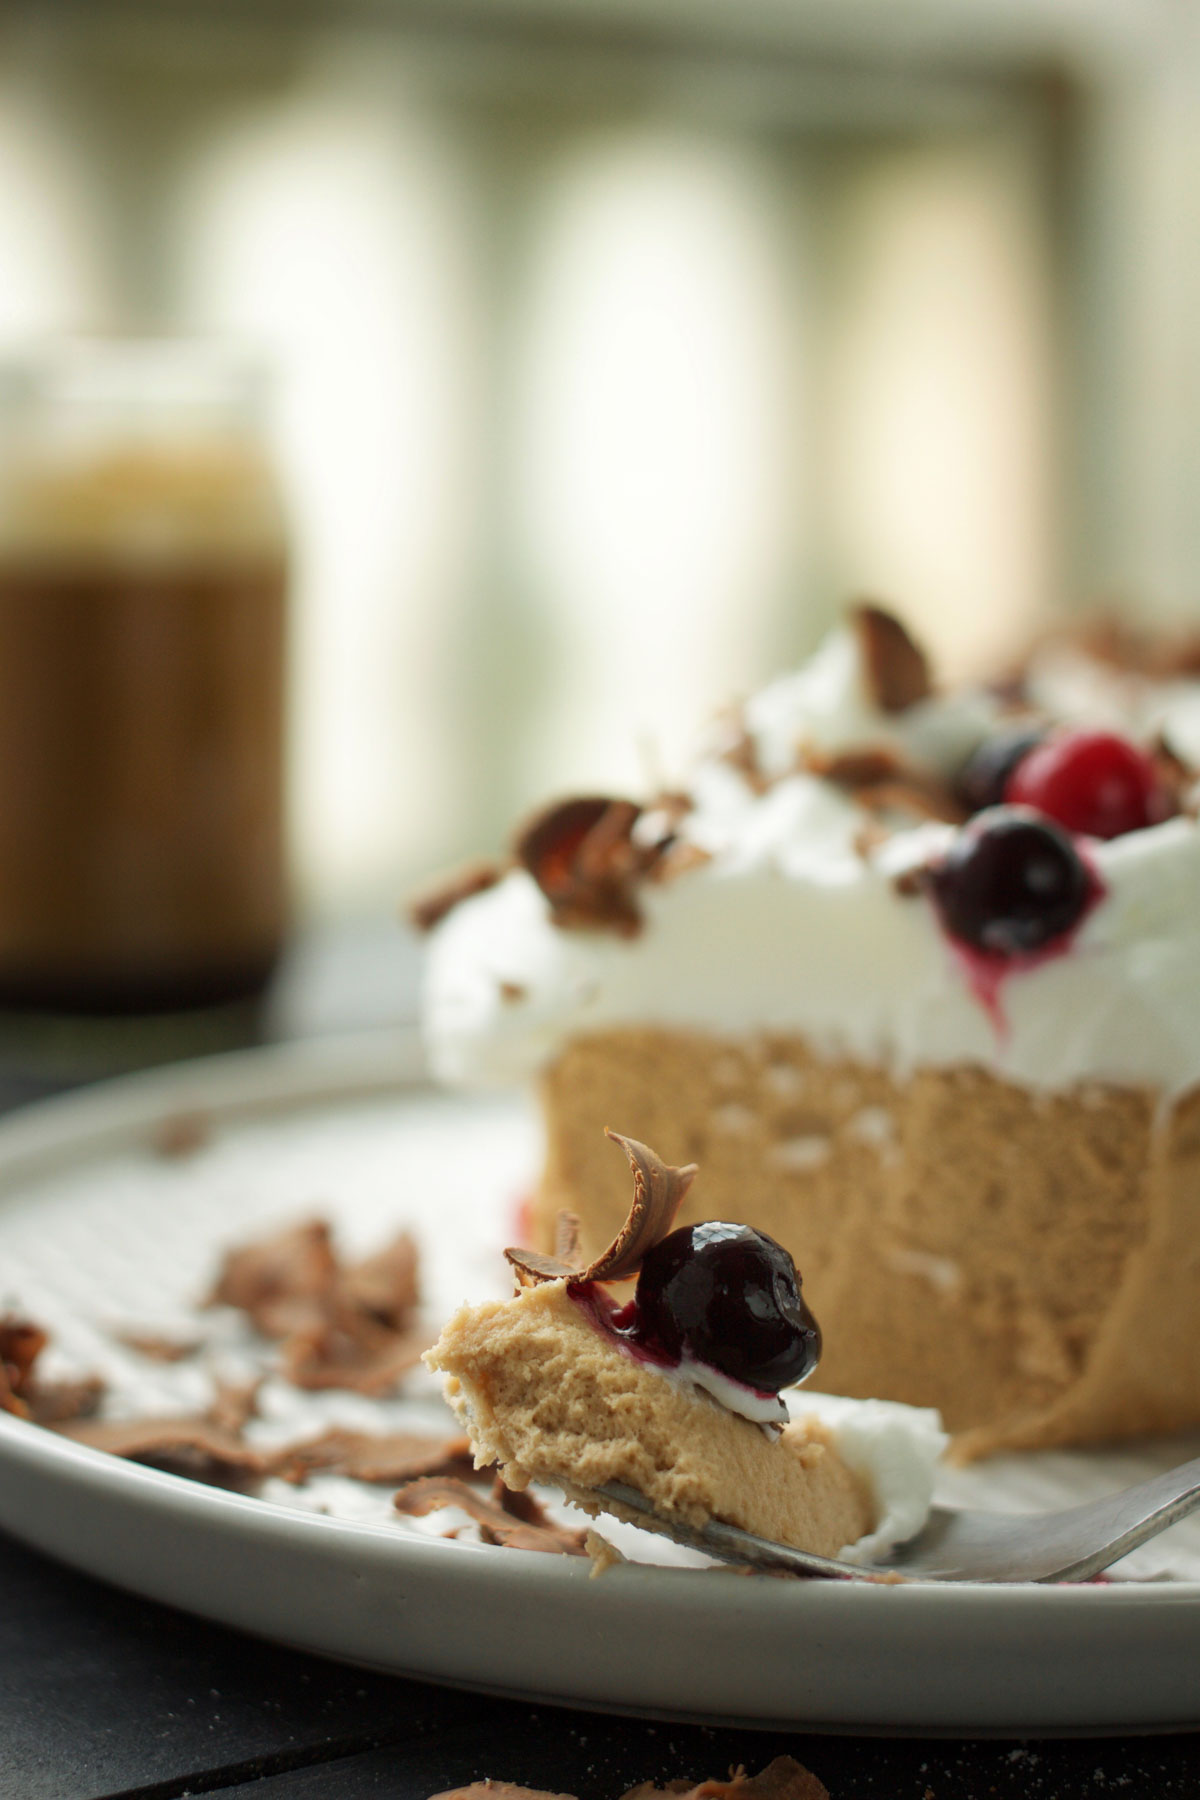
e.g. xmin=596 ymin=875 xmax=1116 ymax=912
xmin=534 ymin=1028 xmax=1200 ymax=1457
xmin=427 ymin=1279 xmax=873 ymax=1557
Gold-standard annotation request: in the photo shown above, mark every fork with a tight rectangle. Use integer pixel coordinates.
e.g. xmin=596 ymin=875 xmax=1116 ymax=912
xmin=596 ymin=1454 xmax=1200 ymax=1581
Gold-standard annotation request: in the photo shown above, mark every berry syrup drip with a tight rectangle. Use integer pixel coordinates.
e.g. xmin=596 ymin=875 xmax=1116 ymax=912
xmin=566 ymin=1278 xmax=675 ymax=1371
xmin=568 ymin=1222 xmax=822 ymax=1400
xmin=927 ymin=805 xmax=1105 ymax=1036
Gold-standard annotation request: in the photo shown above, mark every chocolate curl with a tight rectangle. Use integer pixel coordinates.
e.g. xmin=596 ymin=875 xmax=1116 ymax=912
xmin=504 ymin=1132 xmax=697 ymax=1289
xmin=503 ymin=1245 xmax=576 ymax=1288
xmin=513 ymin=795 xmax=647 ymax=936
xmin=852 ymin=604 xmax=931 ymax=714
xmin=584 ymin=1131 xmax=697 ymax=1282
xmin=503 ymin=1209 xmax=583 ymax=1287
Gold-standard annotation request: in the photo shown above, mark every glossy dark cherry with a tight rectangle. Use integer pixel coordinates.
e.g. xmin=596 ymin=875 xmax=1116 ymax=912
xmin=630 ymin=1222 xmax=821 ymax=1393
xmin=955 ymin=725 xmax=1046 ymax=814
xmin=1006 ymin=728 xmax=1167 ymax=840
xmin=928 ymin=805 xmax=1091 ymax=956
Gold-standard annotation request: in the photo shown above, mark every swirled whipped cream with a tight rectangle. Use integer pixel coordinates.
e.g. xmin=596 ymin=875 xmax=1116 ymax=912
xmin=422 ymin=613 xmax=1200 ymax=1097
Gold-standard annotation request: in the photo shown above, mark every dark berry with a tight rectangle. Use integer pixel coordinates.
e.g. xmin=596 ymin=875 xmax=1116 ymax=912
xmin=1006 ymin=728 xmax=1168 ymax=839
xmin=632 ymin=1222 xmax=821 ymax=1393
xmin=929 ymin=806 xmax=1091 ymax=955
xmin=955 ymin=726 xmax=1046 ymax=813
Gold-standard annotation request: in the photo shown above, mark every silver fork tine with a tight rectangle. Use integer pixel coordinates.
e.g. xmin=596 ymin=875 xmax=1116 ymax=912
xmin=897 ymin=1453 xmax=1200 ymax=1583
xmin=596 ymin=1454 xmax=1200 ymax=1583
xmin=597 ymin=1482 xmax=882 ymax=1581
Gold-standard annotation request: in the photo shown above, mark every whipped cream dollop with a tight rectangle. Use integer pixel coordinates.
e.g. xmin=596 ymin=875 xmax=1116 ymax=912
xmin=788 ymin=1389 xmax=948 ymax=1564
xmin=423 ymin=623 xmax=1200 ymax=1097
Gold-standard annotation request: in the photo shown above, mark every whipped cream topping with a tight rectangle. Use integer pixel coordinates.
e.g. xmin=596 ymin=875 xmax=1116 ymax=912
xmin=787 ymin=1389 xmax=948 ymax=1564
xmin=656 ymin=1354 xmax=789 ymax=1428
xmin=423 ymin=624 xmax=1200 ymax=1097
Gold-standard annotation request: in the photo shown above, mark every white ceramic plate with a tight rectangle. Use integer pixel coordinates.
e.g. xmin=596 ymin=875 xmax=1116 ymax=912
xmin=2 ymin=1031 xmax=1200 ymax=1736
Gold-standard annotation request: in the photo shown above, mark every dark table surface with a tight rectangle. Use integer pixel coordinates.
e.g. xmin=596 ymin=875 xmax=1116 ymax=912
xmin=3 ymin=940 xmax=1200 ymax=1800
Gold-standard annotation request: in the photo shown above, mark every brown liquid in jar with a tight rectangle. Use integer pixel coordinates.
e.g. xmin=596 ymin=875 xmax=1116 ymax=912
xmin=0 ymin=429 xmax=289 ymax=1012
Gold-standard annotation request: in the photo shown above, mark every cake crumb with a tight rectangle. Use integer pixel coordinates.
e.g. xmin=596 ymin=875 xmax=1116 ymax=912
xmin=585 ymin=1530 xmax=626 ymax=1577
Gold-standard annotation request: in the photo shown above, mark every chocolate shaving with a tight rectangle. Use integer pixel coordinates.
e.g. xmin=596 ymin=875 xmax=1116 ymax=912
xmin=623 ymin=1760 xmax=829 ymax=1800
xmin=0 ymin=1316 xmax=104 ymax=1425
xmin=428 ymin=1760 xmax=828 ymax=1800
xmin=209 ymin=1219 xmax=338 ymax=1341
xmin=116 ymin=1329 xmax=201 ymax=1363
xmin=852 ymin=778 xmax=967 ymax=826
xmin=337 ymin=1231 xmax=420 ymax=1330
xmin=891 ymin=863 xmax=929 ymax=898
xmin=505 ymin=1131 xmax=696 ymax=1289
xmin=852 ymin=603 xmax=931 ymax=714
xmin=393 ymin=1476 xmax=588 ymax=1556
xmin=152 ymin=1111 xmax=211 ymax=1159
xmin=586 ymin=1132 xmax=697 ymax=1282
xmin=279 ymin=1428 xmax=474 ymax=1485
xmin=503 ymin=1246 xmax=577 ymax=1289
xmin=206 ymin=1377 xmax=262 ymax=1436
xmin=514 ymin=796 xmax=653 ymax=936
xmin=0 ymin=1317 xmax=46 ymax=1416
xmin=26 ymin=1377 xmax=105 ymax=1427
xmin=409 ymin=858 xmax=505 ymax=933
xmin=55 ymin=1415 xmax=275 ymax=1482
xmin=283 ymin=1319 xmax=428 ymax=1395
xmin=807 ymin=746 xmax=966 ymax=825
xmin=210 ymin=1220 xmax=425 ymax=1396
xmin=809 ymin=746 xmax=904 ymax=787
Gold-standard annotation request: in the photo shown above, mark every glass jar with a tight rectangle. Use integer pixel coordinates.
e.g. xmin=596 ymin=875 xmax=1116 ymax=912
xmin=0 ymin=340 xmax=288 ymax=1012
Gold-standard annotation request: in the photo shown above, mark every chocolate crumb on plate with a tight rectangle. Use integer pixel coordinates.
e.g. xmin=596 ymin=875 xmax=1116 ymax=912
xmin=0 ymin=1315 xmax=104 ymax=1425
xmin=209 ymin=1218 xmax=425 ymax=1395
xmin=55 ymin=1415 xmax=277 ymax=1485
xmin=151 ymin=1110 xmax=212 ymax=1159
xmin=278 ymin=1428 xmax=474 ymax=1486
xmin=428 ymin=1758 xmax=829 ymax=1800
xmin=393 ymin=1475 xmax=589 ymax=1556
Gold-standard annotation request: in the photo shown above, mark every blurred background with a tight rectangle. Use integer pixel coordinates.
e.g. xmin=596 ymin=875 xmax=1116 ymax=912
xmin=0 ymin=0 xmax=1197 ymax=1071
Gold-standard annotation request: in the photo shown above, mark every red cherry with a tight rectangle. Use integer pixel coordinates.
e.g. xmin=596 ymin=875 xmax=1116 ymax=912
xmin=1005 ymin=730 xmax=1168 ymax=839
